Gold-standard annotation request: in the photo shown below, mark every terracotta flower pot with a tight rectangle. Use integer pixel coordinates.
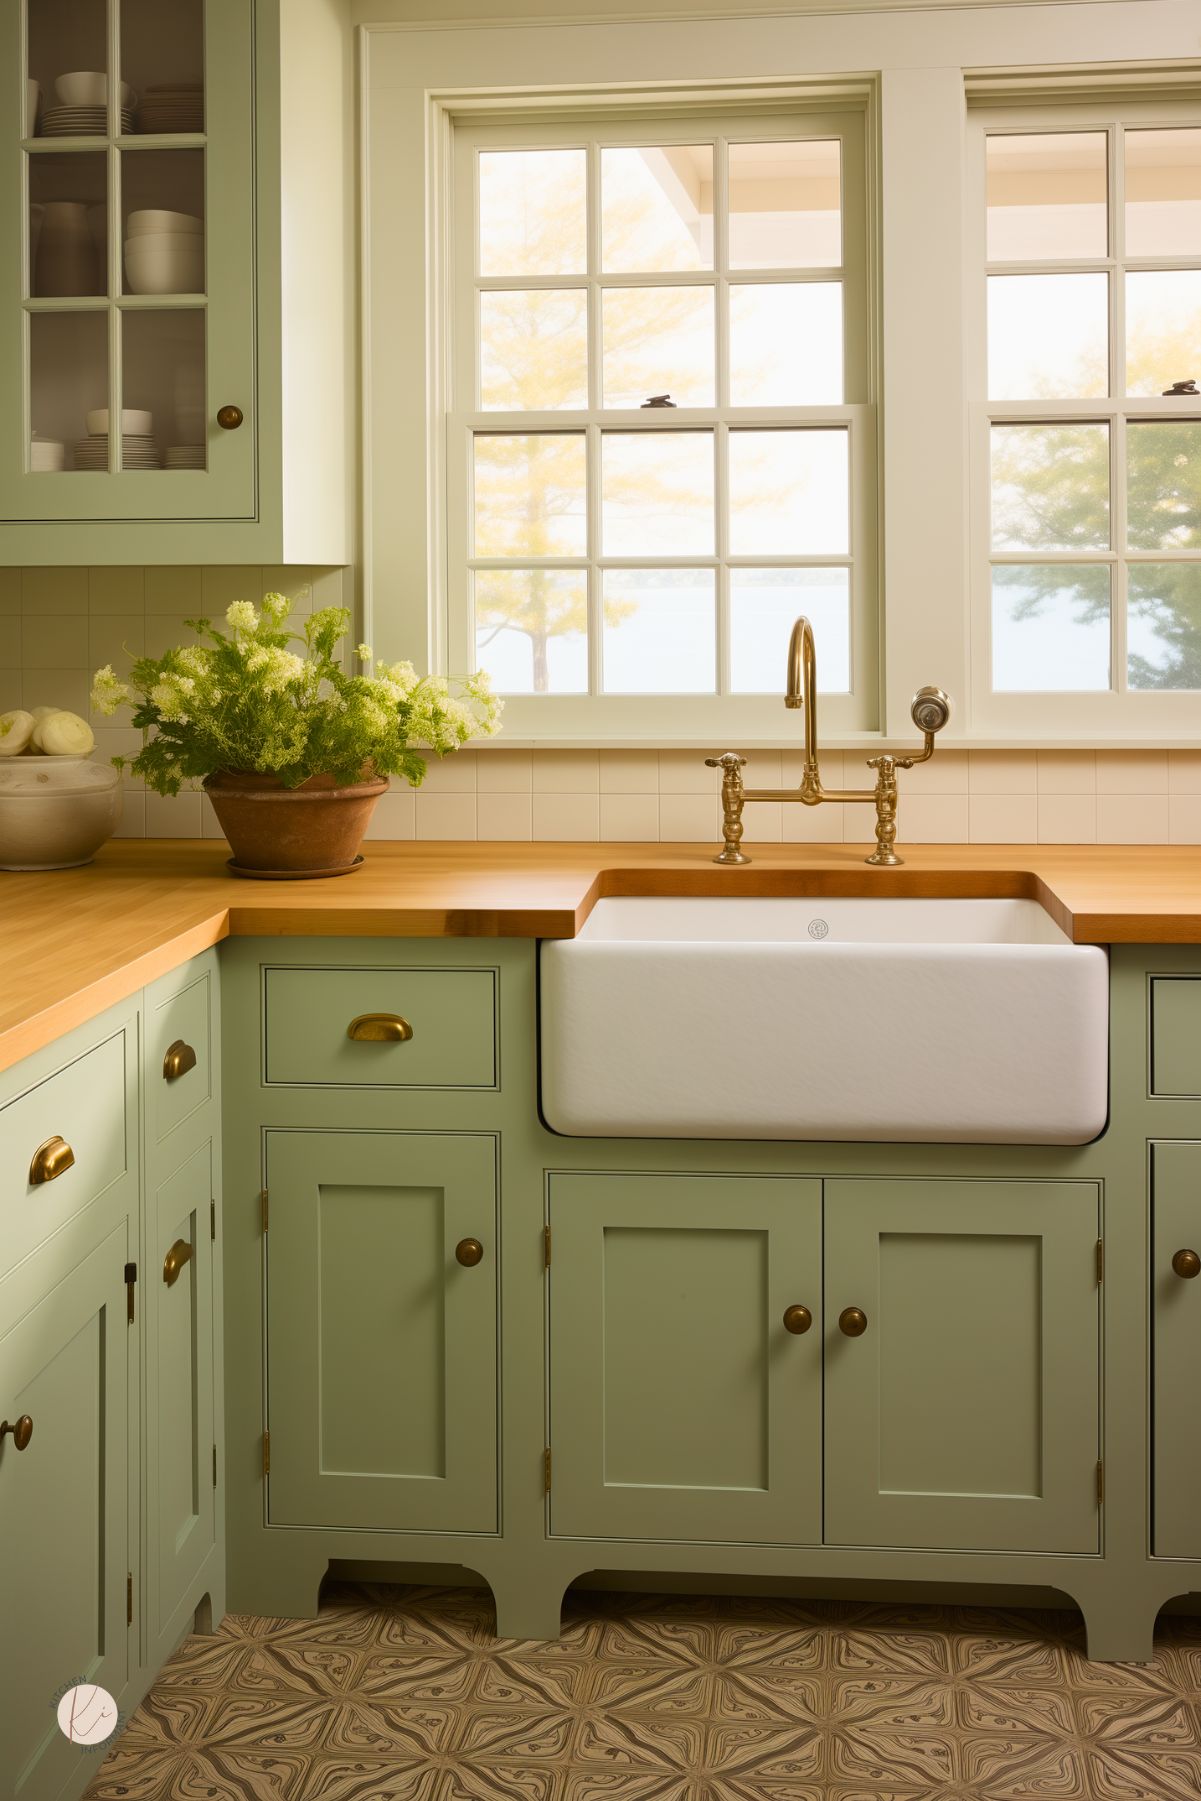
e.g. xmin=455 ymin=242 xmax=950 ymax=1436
xmin=204 ymin=769 xmax=388 ymax=876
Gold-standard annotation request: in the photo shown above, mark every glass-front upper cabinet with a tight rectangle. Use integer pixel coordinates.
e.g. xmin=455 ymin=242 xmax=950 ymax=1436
xmin=1 ymin=0 xmax=254 ymax=521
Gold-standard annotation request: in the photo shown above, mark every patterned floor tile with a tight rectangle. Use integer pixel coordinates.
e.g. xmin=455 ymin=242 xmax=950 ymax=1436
xmin=290 ymin=1756 xmax=437 ymax=1801
xmin=959 ymin=1731 xmax=1091 ymax=1798
xmin=1085 ymin=1744 xmax=1201 ymax=1799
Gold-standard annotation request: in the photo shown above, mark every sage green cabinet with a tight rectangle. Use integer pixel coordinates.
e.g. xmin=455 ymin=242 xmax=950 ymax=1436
xmin=548 ymin=1172 xmax=823 ymax=1544
xmin=264 ymin=1129 xmax=498 ymax=1534
xmin=0 ymin=1224 xmax=130 ymax=1801
xmin=1150 ymin=980 xmax=1201 ymax=1098
xmin=1152 ymin=1141 xmax=1201 ymax=1559
xmin=145 ymin=1140 xmax=216 ymax=1653
xmin=824 ymin=1178 xmax=1101 ymax=1554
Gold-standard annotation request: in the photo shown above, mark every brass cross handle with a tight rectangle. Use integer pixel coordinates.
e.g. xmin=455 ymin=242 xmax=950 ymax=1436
xmin=0 ymin=1415 xmax=33 ymax=1451
xmin=163 ymin=1039 xmax=197 ymax=1082
xmin=838 ymin=1306 xmax=869 ymax=1337
xmin=163 ymin=1239 xmax=194 ymax=1286
xmin=347 ymin=1013 xmax=413 ymax=1043
xmin=782 ymin=1305 xmax=813 ymax=1334
xmin=1172 ymin=1249 xmax=1201 ymax=1280
xmin=455 ymin=1238 xmax=484 ymax=1267
xmin=29 ymin=1135 xmax=74 ymax=1186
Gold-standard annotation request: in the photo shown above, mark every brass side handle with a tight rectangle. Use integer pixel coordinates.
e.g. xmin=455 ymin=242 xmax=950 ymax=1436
xmin=782 ymin=1304 xmax=813 ymax=1335
xmin=216 ymin=404 xmax=244 ymax=430
xmin=347 ymin=1013 xmax=413 ymax=1043
xmin=0 ymin=1415 xmax=33 ymax=1451
xmin=455 ymin=1238 xmax=484 ymax=1267
xmin=29 ymin=1135 xmax=74 ymax=1186
xmin=162 ymin=1039 xmax=197 ymax=1082
xmin=163 ymin=1239 xmax=193 ymax=1286
xmin=838 ymin=1306 xmax=869 ymax=1337
xmin=1172 ymin=1248 xmax=1201 ymax=1280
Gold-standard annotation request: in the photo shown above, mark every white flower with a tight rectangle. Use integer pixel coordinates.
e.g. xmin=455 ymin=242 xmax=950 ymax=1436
xmin=262 ymin=592 xmax=291 ymax=622
xmin=35 ymin=710 xmax=95 ymax=756
xmin=151 ymin=679 xmax=191 ymax=722
xmin=90 ymin=665 xmax=131 ymax=717
xmin=225 ymin=600 xmax=258 ymax=633
xmin=0 ymin=709 xmax=34 ymax=755
xmin=357 ymin=644 xmax=373 ymax=662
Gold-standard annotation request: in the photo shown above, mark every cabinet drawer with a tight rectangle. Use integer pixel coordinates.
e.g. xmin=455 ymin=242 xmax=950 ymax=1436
xmin=263 ymin=966 xmax=498 ymax=1089
xmin=1150 ymin=978 xmax=1201 ymax=1097
xmin=0 ymin=1031 xmax=130 ymax=1279
xmin=147 ymin=965 xmax=214 ymax=1146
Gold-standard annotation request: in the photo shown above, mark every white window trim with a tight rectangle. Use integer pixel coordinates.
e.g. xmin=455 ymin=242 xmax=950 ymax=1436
xmin=361 ymin=4 xmax=1201 ymax=749
xmin=966 ymin=95 xmax=1201 ymax=738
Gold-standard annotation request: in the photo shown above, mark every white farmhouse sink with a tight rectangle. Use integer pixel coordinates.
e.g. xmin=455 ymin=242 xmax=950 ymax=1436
xmin=540 ymin=897 xmax=1108 ymax=1144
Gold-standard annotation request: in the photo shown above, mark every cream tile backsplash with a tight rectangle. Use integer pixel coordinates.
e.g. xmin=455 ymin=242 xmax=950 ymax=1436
xmin=1 ymin=566 xmax=1199 ymax=845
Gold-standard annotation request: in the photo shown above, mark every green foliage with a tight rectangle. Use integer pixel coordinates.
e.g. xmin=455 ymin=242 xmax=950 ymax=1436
xmin=91 ymin=594 xmax=502 ymax=797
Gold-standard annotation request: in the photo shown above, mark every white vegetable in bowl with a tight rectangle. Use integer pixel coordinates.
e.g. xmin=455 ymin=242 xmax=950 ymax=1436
xmin=0 ymin=710 xmax=35 ymax=755
xmin=29 ymin=705 xmax=59 ymax=722
xmin=33 ymin=710 xmax=95 ymax=756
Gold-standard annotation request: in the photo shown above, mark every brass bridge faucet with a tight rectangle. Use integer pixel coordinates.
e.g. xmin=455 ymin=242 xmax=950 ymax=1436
xmin=706 ymin=615 xmax=951 ymax=868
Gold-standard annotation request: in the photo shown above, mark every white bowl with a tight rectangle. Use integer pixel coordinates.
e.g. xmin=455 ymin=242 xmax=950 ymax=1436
xmin=127 ymin=230 xmax=204 ymax=251
xmin=0 ymin=759 xmax=122 ymax=870
xmin=86 ymin=408 xmax=154 ymax=436
xmin=30 ymin=439 xmax=65 ymax=472
xmin=124 ymin=242 xmax=204 ymax=295
xmin=126 ymin=209 xmax=202 ymax=237
xmin=54 ymin=72 xmax=136 ymax=109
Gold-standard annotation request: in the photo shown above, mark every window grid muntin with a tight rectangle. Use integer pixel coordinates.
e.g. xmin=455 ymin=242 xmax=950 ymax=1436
xmin=456 ymin=111 xmax=869 ymax=707
xmin=981 ymin=112 xmax=1201 ymax=700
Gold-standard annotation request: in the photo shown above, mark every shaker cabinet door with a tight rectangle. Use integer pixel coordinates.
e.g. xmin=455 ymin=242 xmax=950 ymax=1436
xmin=823 ymin=1178 xmax=1101 ymax=1555
xmin=265 ymin=1130 xmax=498 ymax=1534
xmin=548 ymin=1171 xmax=822 ymax=1545
xmin=1152 ymin=1141 xmax=1201 ymax=1558
xmin=0 ymin=1226 xmax=130 ymax=1801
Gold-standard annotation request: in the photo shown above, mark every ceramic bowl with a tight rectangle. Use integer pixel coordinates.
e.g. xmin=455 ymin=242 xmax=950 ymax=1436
xmin=54 ymin=72 xmax=136 ymax=109
xmin=124 ymin=239 xmax=204 ymax=295
xmin=126 ymin=209 xmax=203 ymax=237
xmin=86 ymin=408 xmax=154 ymax=436
xmin=0 ymin=759 xmax=122 ymax=870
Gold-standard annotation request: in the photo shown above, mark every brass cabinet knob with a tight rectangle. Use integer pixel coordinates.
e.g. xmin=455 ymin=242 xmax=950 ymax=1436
xmin=29 ymin=1135 xmax=74 ymax=1186
xmin=163 ymin=1239 xmax=194 ymax=1286
xmin=347 ymin=1013 xmax=413 ymax=1043
xmin=455 ymin=1238 xmax=484 ymax=1267
xmin=1172 ymin=1248 xmax=1201 ymax=1280
xmin=782 ymin=1304 xmax=813 ymax=1335
xmin=838 ymin=1306 xmax=869 ymax=1337
xmin=162 ymin=1039 xmax=197 ymax=1082
xmin=216 ymin=404 xmax=244 ymax=430
xmin=0 ymin=1415 xmax=33 ymax=1451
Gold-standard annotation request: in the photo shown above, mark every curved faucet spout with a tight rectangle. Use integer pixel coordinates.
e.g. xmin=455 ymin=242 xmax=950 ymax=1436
xmin=784 ymin=615 xmax=819 ymax=779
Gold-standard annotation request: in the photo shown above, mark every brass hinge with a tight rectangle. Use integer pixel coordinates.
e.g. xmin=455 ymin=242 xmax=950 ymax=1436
xmin=1096 ymin=1459 xmax=1105 ymax=1505
xmin=212 ymin=1443 xmax=218 ymax=1489
xmin=260 ymin=1188 xmax=269 ymax=1232
xmin=126 ymin=1572 xmax=133 ymax=1626
xmin=263 ymin=1430 xmax=270 ymax=1477
xmin=543 ymin=1447 xmax=552 ymax=1494
xmin=124 ymin=1260 xmax=137 ymax=1324
xmin=211 ymin=1200 xmax=217 ymax=1241
xmin=1096 ymin=1238 xmax=1104 ymax=1284
xmin=543 ymin=1224 xmax=551 ymax=1269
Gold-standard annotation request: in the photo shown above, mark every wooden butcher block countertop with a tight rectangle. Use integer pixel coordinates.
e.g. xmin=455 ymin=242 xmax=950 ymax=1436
xmin=1 ymin=839 xmax=1199 ymax=1074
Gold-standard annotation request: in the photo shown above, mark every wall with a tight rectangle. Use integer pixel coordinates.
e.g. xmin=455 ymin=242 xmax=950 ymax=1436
xmin=0 ymin=569 xmax=1196 ymax=844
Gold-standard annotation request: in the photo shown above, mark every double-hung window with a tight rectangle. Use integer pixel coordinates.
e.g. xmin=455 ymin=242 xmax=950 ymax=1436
xmin=970 ymin=102 xmax=1201 ymax=734
xmin=448 ymin=105 xmax=876 ymax=740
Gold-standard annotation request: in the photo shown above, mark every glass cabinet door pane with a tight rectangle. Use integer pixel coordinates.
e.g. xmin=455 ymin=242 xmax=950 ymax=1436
xmin=30 ymin=312 xmax=108 ymax=471
xmin=28 ymin=0 xmax=111 ymax=139
xmin=122 ymin=310 xmax=206 ymax=470
xmin=120 ymin=149 xmax=204 ymax=296
xmin=121 ymin=0 xmax=205 ymax=135
xmin=28 ymin=153 xmax=107 ymax=298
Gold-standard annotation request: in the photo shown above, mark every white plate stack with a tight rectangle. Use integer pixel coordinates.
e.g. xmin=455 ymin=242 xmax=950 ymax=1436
xmin=135 ymin=84 xmax=204 ymax=133
xmin=125 ymin=209 xmax=204 ymax=295
xmin=73 ymin=408 xmax=160 ymax=471
xmin=40 ymin=104 xmax=135 ymax=136
xmin=165 ymin=446 xmax=205 ymax=470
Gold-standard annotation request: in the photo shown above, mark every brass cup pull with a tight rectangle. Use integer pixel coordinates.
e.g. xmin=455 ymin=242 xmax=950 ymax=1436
xmin=838 ymin=1306 xmax=869 ymax=1337
xmin=782 ymin=1304 xmax=813 ymax=1335
xmin=455 ymin=1238 xmax=484 ymax=1267
xmin=347 ymin=1013 xmax=413 ymax=1043
xmin=162 ymin=1039 xmax=197 ymax=1082
xmin=29 ymin=1135 xmax=74 ymax=1186
xmin=216 ymin=404 xmax=244 ymax=430
xmin=0 ymin=1415 xmax=33 ymax=1451
xmin=1172 ymin=1248 xmax=1201 ymax=1280
xmin=163 ymin=1239 xmax=193 ymax=1286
